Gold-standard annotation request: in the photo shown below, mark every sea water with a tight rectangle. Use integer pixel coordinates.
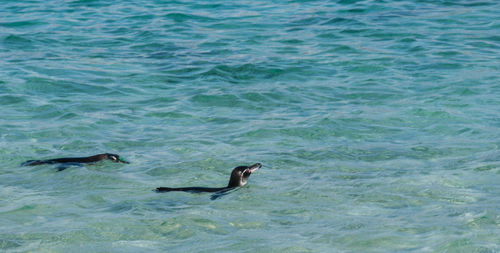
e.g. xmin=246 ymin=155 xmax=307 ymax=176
xmin=1 ymin=0 xmax=499 ymax=252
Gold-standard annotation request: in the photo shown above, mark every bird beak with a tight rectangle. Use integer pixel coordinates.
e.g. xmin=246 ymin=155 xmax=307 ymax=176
xmin=248 ymin=163 xmax=262 ymax=173
xmin=118 ymin=158 xmax=130 ymax=164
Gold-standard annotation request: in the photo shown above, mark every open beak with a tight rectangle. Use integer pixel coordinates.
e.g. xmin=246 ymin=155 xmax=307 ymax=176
xmin=248 ymin=163 xmax=262 ymax=173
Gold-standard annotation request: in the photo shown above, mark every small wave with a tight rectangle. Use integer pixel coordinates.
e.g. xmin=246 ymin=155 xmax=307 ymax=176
xmin=164 ymin=12 xmax=217 ymax=23
xmin=0 ymin=20 xmax=46 ymax=28
xmin=199 ymin=64 xmax=286 ymax=83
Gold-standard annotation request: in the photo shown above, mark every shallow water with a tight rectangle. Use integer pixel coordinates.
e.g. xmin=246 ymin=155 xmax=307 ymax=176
xmin=1 ymin=0 xmax=500 ymax=252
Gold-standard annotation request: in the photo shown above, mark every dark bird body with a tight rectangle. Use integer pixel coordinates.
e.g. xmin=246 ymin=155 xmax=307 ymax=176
xmin=21 ymin=153 xmax=129 ymax=169
xmin=156 ymin=163 xmax=261 ymax=199
xmin=156 ymin=187 xmax=228 ymax=193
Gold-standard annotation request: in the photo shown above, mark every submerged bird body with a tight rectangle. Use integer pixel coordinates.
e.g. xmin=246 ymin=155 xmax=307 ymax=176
xmin=22 ymin=153 xmax=129 ymax=167
xmin=155 ymin=163 xmax=261 ymax=199
xmin=155 ymin=187 xmax=227 ymax=193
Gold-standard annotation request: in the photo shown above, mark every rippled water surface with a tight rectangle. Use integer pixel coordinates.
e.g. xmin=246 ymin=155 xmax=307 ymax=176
xmin=1 ymin=0 xmax=500 ymax=252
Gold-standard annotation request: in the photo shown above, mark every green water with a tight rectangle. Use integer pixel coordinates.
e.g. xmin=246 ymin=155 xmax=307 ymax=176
xmin=1 ymin=0 xmax=500 ymax=252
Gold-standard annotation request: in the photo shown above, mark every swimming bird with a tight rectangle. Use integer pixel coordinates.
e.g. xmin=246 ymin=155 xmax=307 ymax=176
xmin=156 ymin=163 xmax=261 ymax=199
xmin=21 ymin=153 xmax=129 ymax=171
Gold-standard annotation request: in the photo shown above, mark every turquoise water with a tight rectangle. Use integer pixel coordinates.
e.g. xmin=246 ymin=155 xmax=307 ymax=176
xmin=1 ymin=0 xmax=500 ymax=251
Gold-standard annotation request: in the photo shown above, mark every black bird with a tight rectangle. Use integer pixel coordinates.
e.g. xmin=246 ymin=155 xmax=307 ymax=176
xmin=156 ymin=163 xmax=261 ymax=199
xmin=21 ymin=153 xmax=129 ymax=171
